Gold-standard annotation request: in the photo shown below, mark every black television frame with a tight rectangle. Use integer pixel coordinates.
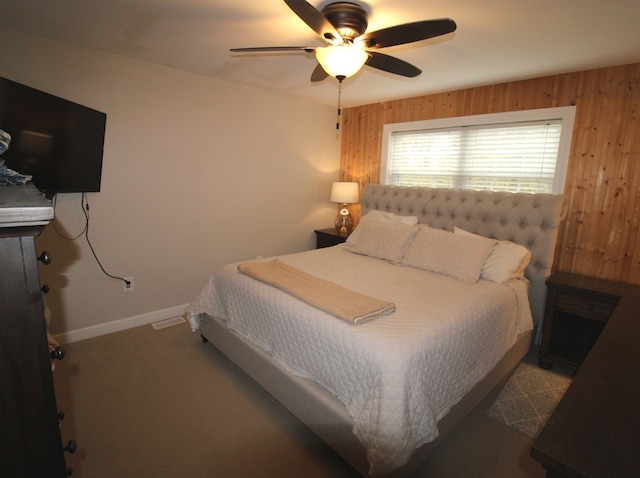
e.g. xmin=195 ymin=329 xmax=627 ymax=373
xmin=0 ymin=76 xmax=106 ymax=195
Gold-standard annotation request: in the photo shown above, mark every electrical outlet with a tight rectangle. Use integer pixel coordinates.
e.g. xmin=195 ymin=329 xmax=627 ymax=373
xmin=123 ymin=277 xmax=134 ymax=292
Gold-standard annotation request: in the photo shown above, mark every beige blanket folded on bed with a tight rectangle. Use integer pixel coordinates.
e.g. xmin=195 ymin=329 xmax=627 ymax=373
xmin=238 ymin=259 xmax=395 ymax=325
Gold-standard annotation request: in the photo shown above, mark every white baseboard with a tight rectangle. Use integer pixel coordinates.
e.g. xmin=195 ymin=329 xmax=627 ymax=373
xmin=54 ymin=304 xmax=190 ymax=344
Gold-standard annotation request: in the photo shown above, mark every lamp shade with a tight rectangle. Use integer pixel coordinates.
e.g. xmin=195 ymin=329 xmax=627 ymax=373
xmin=330 ymin=182 xmax=359 ymax=204
xmin=316 ymin=45 xmax=368 ymax=79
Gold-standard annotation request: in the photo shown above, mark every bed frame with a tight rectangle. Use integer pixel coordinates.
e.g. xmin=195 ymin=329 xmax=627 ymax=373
xmin=199 ymin=184 xmax=566 ymax=477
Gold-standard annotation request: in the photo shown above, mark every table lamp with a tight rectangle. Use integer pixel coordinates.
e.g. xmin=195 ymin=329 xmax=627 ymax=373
xmin=330 ymin=182 xmax=359 ymax=236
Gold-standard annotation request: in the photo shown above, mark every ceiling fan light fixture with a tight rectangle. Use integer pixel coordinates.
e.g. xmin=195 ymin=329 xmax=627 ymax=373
xmin=316 ymin=44 xmax=368 ymax=79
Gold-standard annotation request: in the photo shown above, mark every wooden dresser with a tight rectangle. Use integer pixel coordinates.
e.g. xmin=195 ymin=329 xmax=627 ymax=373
xmin=531 ymin=272 xmax=640 ymax=477
xmin=0 ymin=184 xmax=68 ymax=477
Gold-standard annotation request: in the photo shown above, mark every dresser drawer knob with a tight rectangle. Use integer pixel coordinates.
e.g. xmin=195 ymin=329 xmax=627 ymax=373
xmin=50 ymin=345 xmax=66 ymax=361
xmin=64 ymin=439 xmax=77 ymax=454
xmin=37 ymin=251 xmax=52 ymax=265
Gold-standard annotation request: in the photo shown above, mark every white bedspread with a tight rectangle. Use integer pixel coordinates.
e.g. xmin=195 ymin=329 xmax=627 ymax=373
xmin=186 ymin=245 xmax=532 ymax=476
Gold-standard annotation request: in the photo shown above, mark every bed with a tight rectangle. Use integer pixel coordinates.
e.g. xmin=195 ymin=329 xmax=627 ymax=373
xmin=186 ymin=184 xmax=566 ymax=477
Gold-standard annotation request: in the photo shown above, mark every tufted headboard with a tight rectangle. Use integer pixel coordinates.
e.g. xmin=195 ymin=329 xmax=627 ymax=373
xmin=361 ymin=184 xmax=566 ymax=342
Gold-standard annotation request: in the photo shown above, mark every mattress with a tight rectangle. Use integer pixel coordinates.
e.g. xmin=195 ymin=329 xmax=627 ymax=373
xmin=187 ymin=244 xmax=532 ymax=476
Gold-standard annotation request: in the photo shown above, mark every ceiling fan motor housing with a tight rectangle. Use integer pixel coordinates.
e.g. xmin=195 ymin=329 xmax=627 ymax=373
xmin=321 ymin=2 xmax=368 ymax=41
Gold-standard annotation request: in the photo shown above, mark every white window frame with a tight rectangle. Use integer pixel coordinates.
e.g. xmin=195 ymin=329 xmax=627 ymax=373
xmin=381 ymin=106 xmax=576 ymax=194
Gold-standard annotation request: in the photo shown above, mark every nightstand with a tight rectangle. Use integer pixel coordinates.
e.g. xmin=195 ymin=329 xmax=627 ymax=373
xmin=538 ymin=272 xmax=622 ymax=371
xmin=314 ymin=228 xmax=348 ymax=249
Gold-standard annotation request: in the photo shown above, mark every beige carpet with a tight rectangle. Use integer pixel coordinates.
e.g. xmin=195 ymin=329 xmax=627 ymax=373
xmin=486 ymin=357 xmax=573 ymax=438
xmin=54 ymin=321 xmax=549 ymax=477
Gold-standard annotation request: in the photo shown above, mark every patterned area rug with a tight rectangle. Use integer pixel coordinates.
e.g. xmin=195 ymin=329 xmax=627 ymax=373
xmin=486 ymin=361 xmax=573 ymax=438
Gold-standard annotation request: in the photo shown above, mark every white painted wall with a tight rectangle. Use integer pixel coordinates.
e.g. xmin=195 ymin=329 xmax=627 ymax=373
xmin=0 ymin=30 xmax=340 ymax=341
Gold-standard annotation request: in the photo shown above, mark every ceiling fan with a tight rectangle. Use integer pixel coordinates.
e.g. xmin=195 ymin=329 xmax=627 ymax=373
xmin=230 ymin=0 xmax=457 ymax=82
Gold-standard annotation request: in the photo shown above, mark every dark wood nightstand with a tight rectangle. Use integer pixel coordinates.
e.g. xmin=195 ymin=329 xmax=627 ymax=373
xmin=314 ymin=228 xmax=348 ymax=249
xmin=538 ymin=272 xmax=622 ymax=371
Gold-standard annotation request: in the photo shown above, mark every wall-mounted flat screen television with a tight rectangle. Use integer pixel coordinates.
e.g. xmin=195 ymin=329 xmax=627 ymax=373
xmin=0 ymin=76 xmax=106 ymax=195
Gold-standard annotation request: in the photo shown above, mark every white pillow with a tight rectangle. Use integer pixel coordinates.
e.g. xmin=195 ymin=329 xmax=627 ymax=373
xmin=347 ymin=210 xmax=418 ymax=247
xmin=454 ymin=227 xmax=532 ymax=283
xmin=402 ymin=226 xmax=497 ymax=284
xmin=349 ymin=221 xmax=418 ymax=263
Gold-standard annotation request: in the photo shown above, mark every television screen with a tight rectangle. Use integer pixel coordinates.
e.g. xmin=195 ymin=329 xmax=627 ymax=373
xmin=0 ymin=76 xmax=106 ymax=195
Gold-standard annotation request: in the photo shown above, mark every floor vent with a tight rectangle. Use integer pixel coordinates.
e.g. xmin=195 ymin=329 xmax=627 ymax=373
xmin=151 ymin=316 xmax=186 ymax=330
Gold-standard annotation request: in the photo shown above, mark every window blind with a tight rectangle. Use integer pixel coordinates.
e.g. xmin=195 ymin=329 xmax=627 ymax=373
xmin=386 ymin=120 xmax=563 ymax=194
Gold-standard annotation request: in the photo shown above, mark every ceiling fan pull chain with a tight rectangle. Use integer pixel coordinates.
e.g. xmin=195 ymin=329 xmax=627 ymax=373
xmin=336 ymin=75 xmax=345 ymax=130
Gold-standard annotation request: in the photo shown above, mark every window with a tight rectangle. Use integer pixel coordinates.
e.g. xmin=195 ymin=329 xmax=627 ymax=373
xmin=381 ymin=106 xmax=576 ymax=194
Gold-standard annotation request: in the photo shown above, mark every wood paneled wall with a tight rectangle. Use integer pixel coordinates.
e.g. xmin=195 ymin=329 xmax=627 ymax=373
xmin=339 ymin=62 xmax=640 ymax=285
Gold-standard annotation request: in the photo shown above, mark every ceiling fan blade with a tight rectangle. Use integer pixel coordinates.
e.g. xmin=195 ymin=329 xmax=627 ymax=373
xmin=365 ymin=51 xmax=421 ymax=77
xmin=310 ymin=63 xmax=328 ymax=82
xmin=359 ymin=18 xmax=457 ymax=49
xmin=230 ymin=46 xmax=316 ymax=53
xmin=284 ymin=0 xmax=342 ymax=44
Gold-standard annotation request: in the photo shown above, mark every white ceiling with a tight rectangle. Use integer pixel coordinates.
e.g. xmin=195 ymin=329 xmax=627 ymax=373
xmin=1 ymin=0 xmax=640 ymax=107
